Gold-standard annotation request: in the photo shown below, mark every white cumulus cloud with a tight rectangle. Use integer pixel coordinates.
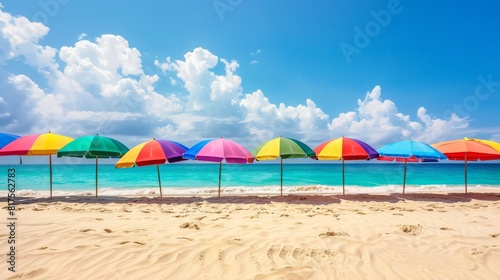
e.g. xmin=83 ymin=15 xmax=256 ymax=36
xmin=328 ymin=86 xmax=469 ymax=147
xmin=0 ymin=7 xmax=58 ymax=75
xmin=0 ymin=6 xmax=480 ymax=150
xmin=240 ymin=89 xmax=329 ymax=143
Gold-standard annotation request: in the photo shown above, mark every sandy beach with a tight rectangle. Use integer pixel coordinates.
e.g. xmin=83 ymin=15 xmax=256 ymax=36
xmin=3 ymin=191 xmax=500 ymax=279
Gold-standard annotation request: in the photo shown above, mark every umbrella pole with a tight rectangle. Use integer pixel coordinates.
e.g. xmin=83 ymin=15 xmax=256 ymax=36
xmin=464 ymin=156 xmax=468 ymax=194
xmin=95 ymin=157 xmax=98 ymax=198
xmin=403 ymin=158 xmax=407 ymax=195
xmin=49 ymin=154 xmax=53 ymax=198
xmin=157 ymin=165 xmax=162 ymax=198
xmin=342 ymin=158 xmax=345 ymax=195
xmin=218 ymin=162 xmax=222 ymax=198
xmin=280 ymin=157 xmax=283 ymax=196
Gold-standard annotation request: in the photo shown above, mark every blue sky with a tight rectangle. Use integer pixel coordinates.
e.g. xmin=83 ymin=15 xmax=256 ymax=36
xmin=1 ymin=0 xmax=499 ymax=160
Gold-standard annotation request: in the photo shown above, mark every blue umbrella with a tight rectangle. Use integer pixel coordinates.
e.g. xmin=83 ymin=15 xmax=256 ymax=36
xmin=0 ymin=132 xmax=20 ymax=149
xmin=377 ymin=140 xmax=447 ymax=194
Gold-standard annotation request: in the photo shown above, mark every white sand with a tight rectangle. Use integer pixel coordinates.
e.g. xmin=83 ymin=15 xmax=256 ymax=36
xmin=3 ymin=192 xmax=500 ymax=279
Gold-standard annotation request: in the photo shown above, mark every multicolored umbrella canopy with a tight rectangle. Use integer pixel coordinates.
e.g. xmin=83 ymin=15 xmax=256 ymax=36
xmin=432 ymin=137 xmax=500 ymax=193
xmin=183 ymin=138 xmax=253 ymax=197
xmin=377 ymin=140 xmax=447 ymax=194
xmin=0 ymin=132 xmax=74 ymax=155
xmin=0 ymin=132 xmax=74 ymax=197
xmin=251 ymin=136 xmax=316 ymax=196
xmin=183 ymin=138 xmax=254 ymax=163
xmin=58 ymin=135 xmax=129 ymax=197
xmin=0 ymin=132 xmax=20 ymax=149
xmin=473 ymin=139 xmax=500 ymax=153
xmin=116 ymin=139 xmax=188 ymax=197
xmin=314 ymin=137 xmax=379 ymax=195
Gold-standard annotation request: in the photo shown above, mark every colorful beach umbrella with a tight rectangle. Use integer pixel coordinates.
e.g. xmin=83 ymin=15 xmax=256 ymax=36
xmin=0 ymin=132 xmax=20 ymax=149
xmin=432 ymin=137 xmax=500 ymax=194
xmin=314 ymin=136 xmax=379 ymax=195
xmin=183 ymin=138 xmax=253 ymax=197
xmin=466 ymin=139 xmax=500 ymax=153
xmin=0 ymin=132 xmax=74 ymax=197
xmin=116 ymin=139 xmax=188 ymax=197
xmin=57 ymin=135 xmax=129 ymax=198
xmin=377 ymin=140 xmax=447 ymax=194
xmin=251 ymin=136 xmax=316 ymax=196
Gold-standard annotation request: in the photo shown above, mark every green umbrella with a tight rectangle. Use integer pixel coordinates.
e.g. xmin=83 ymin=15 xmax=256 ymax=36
xmin=251 ymin=136 xmax=316 ymax=196
xmin=58 ymin=135 xmax=129 ymax=197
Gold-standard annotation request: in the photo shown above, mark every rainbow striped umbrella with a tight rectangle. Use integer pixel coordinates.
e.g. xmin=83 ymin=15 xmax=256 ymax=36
xmin=0 ymin=132 xmax=74 ymax=197
xmin=314 ymin=137 xmax=379 ymax=195
xmin=251 ymin=136 xmax=315 ymax=196
xmin=0 ymin=132 xmax=20 ymax=149
xmin=116 ymin=139 xmax=188 ymax=197
xmin=183 ymin=138 xmax=253 ymax=197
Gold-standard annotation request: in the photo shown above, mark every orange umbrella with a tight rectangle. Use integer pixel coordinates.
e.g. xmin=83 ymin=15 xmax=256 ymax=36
xmin=432 ymin=137 xmax=500 ymax=193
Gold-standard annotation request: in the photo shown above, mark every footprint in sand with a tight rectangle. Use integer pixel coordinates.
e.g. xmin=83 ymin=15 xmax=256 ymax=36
xmin=267 ymin=245 xmax=337 ymax=262
xmin=491 ymin=233 xmax=499 ymax=238
xmin=439 ymin=227 xmax=453 ymax=231
xmin=179 ymin=222 xmax=200 ymax=230
xmin=398 ymin=224 xmax=423 ymax=235
xmin=79 ymin=229 xmax=95 ymax=233
xmin=176 ymin=237 xmax=194 ymax=241
xmin=104 ymin=229 xmax=112 ymax=233
xmin=319 ymin=231 xmax=349 ymax=237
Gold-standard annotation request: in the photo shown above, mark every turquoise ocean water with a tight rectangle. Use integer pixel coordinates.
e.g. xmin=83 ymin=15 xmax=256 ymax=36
xmin=1 ymin=162 xmax=499 ymax=196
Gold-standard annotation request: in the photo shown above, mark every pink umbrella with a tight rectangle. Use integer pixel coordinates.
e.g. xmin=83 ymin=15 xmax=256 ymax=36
xmin=183 ymin=138 xmax=254 ymax=197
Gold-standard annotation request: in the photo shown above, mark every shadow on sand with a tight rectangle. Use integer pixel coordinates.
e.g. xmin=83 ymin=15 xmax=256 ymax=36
xmin=12 ymin=191 xmax=500 ymax=206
